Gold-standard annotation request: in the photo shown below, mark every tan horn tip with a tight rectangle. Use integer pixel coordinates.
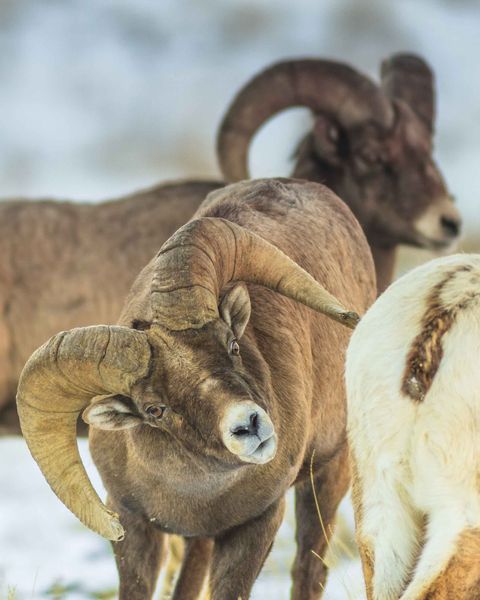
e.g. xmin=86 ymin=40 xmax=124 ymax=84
xmin=103 ymin=511 xmax=125 ymax=542
xmin=339 ymin=310 xmax=360 ymax=329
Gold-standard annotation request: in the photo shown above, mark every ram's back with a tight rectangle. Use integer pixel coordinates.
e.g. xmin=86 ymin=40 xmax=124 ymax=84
xmin=196 ymin=178 xmax=375 ymax=317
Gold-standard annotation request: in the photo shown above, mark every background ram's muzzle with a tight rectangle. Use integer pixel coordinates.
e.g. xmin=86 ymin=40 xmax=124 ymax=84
xmin=414 ymin=196 xmax=462 ymax=249
xmin=220 ymin=401 xmax=277 ymax=464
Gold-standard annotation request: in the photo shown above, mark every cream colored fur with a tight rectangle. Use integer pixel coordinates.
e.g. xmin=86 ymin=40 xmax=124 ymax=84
xmin=346 ymin=254 xmax=480 ymax=600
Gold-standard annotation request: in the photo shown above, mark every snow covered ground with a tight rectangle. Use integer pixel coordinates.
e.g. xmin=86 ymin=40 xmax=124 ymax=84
xmin=1 ymin=0 xmax=479 ymax=598
xmin=0 ymin=438 xmax=364 ymax=600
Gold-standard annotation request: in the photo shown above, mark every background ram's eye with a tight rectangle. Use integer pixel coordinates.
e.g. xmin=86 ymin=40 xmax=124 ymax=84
xmin=145 ymin=405 xmax=166 ymax=419
xmin=229 ymin=339 xmax=240 ymax=356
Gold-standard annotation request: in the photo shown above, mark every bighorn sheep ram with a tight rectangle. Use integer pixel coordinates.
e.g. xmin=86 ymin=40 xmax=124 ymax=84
xmin=17 ymin=178 xmax=375 ymax=599
xmin=1 ymin=52 xmax=459 ymax=434
xmin=346 ymin=254 xmax=480 ymax=600
xmin=217 ymin=53 xmax=461 ymax=292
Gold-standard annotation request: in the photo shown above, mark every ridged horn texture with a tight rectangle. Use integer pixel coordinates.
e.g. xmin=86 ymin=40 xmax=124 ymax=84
xmin=381 ymin=53 xmax=435 ymax=134
xmin=16 ymin=325 xmax=152 ymax=541
xmin=151 ymin=217 xmax=359 ymax=330
xmin=217 ymin=58 xmax=394 ymax=182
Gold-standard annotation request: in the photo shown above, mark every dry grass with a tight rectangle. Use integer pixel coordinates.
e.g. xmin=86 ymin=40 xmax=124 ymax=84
xmin=309 ymin=450 xmax=360 ymax=600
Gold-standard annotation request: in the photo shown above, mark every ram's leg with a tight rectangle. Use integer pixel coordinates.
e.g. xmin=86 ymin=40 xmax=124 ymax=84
xmin=290 ymin=444 xmax=350 ymax=600
xmin=208 ymin=497 xmax=285 ymax=600
xmin=399 ymin=510 xmax=471 ymax=600
xmin=110 ymin=506 xmax=165 ymax=600
xmin=357 ymin=540 xmax=375 ymax=600
xmin=360 ymin=473 xmax=420 ymax=600
xmin=172 ymin=537 xmax=214 ymax=600
xmin=423 ymin=528 xmax=480 ymax=600
xmin=159 ymin=535 xmax=185 ymax=598
xmin=350 ymin=462 xmax=374 ymax=600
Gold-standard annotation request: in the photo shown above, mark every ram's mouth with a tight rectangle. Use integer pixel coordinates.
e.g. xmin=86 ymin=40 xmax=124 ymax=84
xmin=238 ymin=433 xmax=277 ymax=465
xmin=413 ymin=231 xmax=459 ymax=252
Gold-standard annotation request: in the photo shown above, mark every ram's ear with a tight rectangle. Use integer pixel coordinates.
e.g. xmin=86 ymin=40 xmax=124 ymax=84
xmin=312 ymin=113 xmax=343 ymax=165
xmin=83 ymin=395 xmax=143 ymax=430
xmin=219 ymin=283 xmax=251 ymax=339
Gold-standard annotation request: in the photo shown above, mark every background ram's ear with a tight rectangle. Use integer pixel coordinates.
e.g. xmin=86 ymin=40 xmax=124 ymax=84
xmin=83 ymin=394 xmax=143 ymax=430
xmin=311 ymin=113 xmax=343 ymax=165
xmin=219 ymin=283 xmax=251 ymax=339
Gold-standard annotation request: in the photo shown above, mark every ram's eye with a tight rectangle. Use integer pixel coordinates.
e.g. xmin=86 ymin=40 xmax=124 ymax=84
xmin=145 ymin=405 xmax=166 ymax=419
xmin=229 ymin=339 xmax=240 ymax=356
xmin=354 ymin=148 xmax=385 ymax=174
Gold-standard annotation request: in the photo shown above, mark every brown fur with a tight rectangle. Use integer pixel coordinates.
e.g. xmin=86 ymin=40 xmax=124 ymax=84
xmin=86 ymin=178 xmax=375 ymax=599
xmin=402 ymin=265 xmax=474 ymax=401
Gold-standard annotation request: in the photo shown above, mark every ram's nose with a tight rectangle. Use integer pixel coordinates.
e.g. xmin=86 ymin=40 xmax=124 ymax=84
xmin=221 ymin=401 xmax=277 ymax=464
xmin=414 ymin=197 xmax=462 ymax=248
xmin=440 ymin=213 xmax=461 ymax=239
xmin=231 ymin=411 xmax=260 ymax=437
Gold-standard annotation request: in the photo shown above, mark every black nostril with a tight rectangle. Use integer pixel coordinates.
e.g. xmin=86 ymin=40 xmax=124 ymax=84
xmin=232 ymin=412 xmax=259 ymax=437
xmin=441 ymin=216 xmax=460 ymax=237
xmin=232 ymin=425 xmax=250 ymax=436
xmin=249 ymin=412 xmax=259 ymax=435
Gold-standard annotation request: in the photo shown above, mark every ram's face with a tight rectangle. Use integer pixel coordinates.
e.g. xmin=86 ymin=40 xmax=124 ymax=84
xmin=312 ymin=102 xmax=461 ymax=250
xmin=84 ymin=285 xmax=278 ymax=466
xmin=353 ymin=103 xmax=460 ymax=249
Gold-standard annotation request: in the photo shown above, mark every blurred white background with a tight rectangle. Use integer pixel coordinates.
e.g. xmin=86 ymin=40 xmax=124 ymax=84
xmin=1 ymin=0 xmax=479 ymax=598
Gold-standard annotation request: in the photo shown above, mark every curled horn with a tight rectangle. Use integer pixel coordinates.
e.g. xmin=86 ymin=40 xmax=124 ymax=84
xmin=381 ymin=53 xmax=435 ymax=134
xmin=16 ymin=325 xmax=152 ymax=540
xmin=217 ymin=58 xmax=394 ymax=182
xmin=150 ymin=216 xmax=359 ymax=331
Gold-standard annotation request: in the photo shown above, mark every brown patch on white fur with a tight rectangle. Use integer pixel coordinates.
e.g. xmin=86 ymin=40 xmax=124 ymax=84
xmin=402 ymin=265 xmax=474 ymax=402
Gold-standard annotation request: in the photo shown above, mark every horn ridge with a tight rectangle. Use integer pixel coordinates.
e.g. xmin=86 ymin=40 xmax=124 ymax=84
xmin=149 ymin=216 xmax=359 ymax=331
xmin=217 ymin=58 xmax=394 ymax=182
xmin=16 ymin=325 xmax=151 ymax=540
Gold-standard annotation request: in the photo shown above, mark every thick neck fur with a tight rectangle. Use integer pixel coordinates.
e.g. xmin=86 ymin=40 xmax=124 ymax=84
xmin=292 ymin=136 xmax=395 ymax=295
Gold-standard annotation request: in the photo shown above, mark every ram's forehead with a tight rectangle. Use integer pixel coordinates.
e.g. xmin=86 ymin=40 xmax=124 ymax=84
xmin=198 ymin=376 xmax=223 ymax=394
xmin=149 ymin=322 xmax=224 ymax=358
xmin=197 ymin=373 xmax=250 ymax=398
